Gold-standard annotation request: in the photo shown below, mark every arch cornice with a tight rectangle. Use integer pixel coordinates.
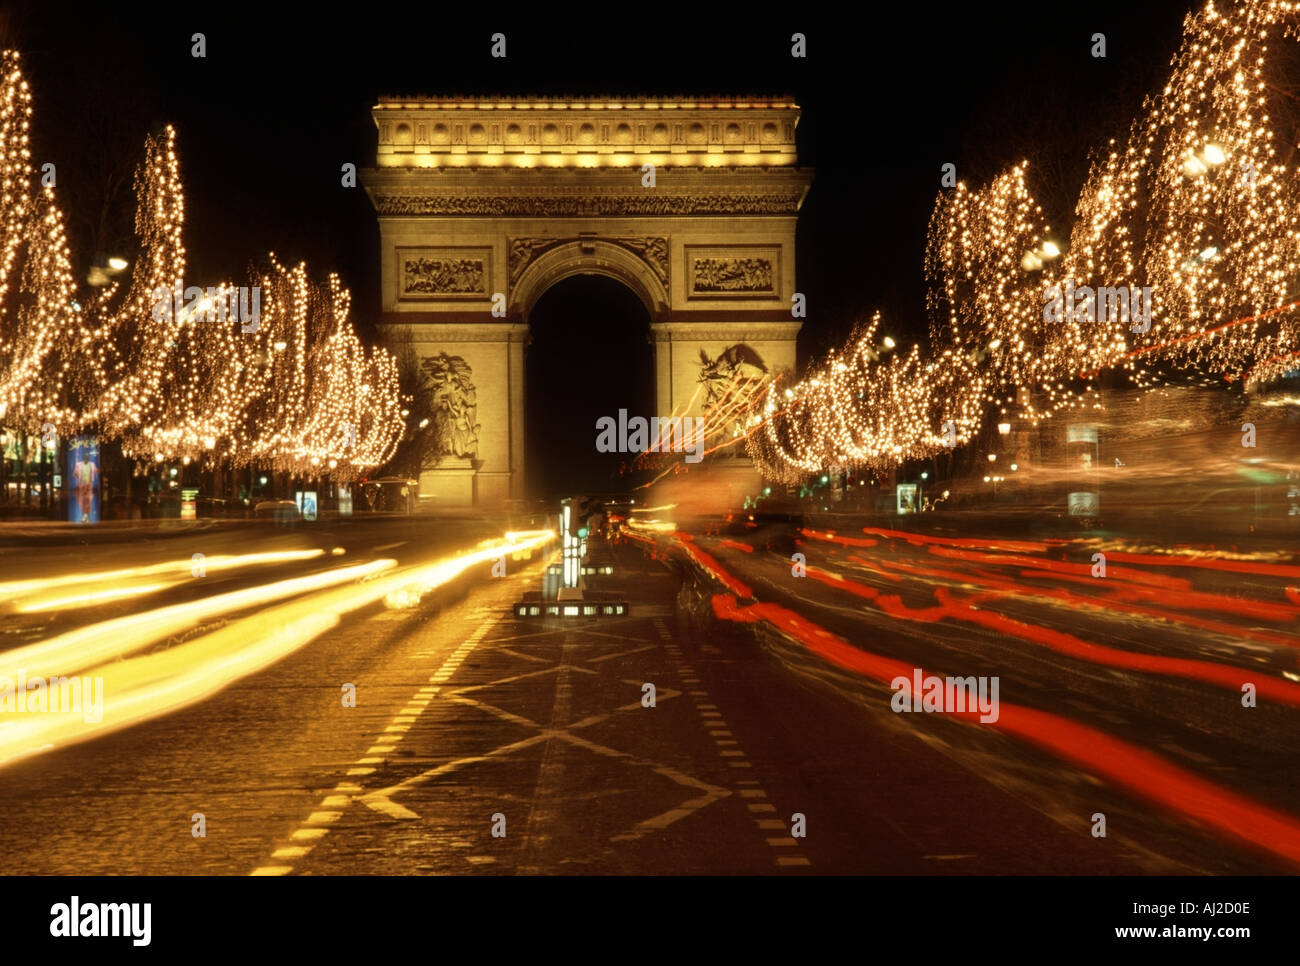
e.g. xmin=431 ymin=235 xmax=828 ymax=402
xmin=512 ymin=240 xmax=669 ymax=321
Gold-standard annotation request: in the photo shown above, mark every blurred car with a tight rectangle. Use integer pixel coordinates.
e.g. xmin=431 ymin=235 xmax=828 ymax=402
xmin=253 ymin=499 xmax=300 ymax=524
xmin=359 ymin=477 xmax=418 ymax=513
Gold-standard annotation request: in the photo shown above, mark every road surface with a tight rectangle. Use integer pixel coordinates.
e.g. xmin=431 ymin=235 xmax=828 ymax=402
xmin=0 ymin=513 xmax=1294 ymax=874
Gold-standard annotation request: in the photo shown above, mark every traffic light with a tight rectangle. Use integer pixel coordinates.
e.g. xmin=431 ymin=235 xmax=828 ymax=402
xmin=564 ymin=495 xmax=603 ymax=537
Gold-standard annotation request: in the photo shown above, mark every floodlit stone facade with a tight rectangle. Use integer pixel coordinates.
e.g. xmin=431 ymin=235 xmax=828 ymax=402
xmin=363 ymin=96 xmax=813 ymax=505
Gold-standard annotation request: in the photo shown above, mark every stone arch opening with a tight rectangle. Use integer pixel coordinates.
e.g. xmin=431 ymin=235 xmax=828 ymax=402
xmin=364 ymin=95 xmax=811 ymax=506
xmin=525 ymin=275 xmax=654 ymax=499
xmin=511 ymin=239 xmax=669 ymax=323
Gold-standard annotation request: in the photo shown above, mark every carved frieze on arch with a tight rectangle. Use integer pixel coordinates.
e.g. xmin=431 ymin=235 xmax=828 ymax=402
xmin=509 ymin=236 xmax=668 ymax=293
xmin=510 ymin=239 xmax=670 ymax=321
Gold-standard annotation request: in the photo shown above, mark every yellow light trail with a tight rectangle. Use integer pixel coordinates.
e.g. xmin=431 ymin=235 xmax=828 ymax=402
xmin=0 ymin=549 xmax=327 ymax=614
xmin=0 ymin=560 xmax=395 ymax=683
xmin=18 ymin=583 xmax=176 ymax=613
xmin=624 ymin=518 xmax=676 ymax=534
xmin=0 ymin=530 xmax=555 ymax=768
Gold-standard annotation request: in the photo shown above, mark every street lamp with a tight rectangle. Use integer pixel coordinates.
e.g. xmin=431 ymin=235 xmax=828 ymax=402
xmin=997 ymin=422 xmax=1011 ymax=435
xmin=39 ymin=429 xmax=57 ymax=517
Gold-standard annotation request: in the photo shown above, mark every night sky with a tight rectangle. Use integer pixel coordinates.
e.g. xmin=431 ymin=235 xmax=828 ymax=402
xmin=4 ymin=1 xmax=1192 ymax=494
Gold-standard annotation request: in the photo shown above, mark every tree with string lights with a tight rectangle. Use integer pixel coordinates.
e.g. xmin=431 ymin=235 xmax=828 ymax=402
xmin=748 ymin=0 xmax=1300 ymax=485
xmin=83 ymin=124 xmax=188 ymax=445
xmin=233 ymin=255 xmax=403 ymax=487
xmin=0 ymin=50 xmax=107 ymax=511
xmin=0 ymin=50 xmax=97 ymax=434
xmin=1 ymin=58 xmax=407 ymax=510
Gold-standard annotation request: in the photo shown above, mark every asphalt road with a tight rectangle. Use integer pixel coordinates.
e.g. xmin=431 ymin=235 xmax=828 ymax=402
xmin=0 ymin=514 xmax=1294 ymax=874
xmin=650 ymin=517 xmax=1300 ymax=874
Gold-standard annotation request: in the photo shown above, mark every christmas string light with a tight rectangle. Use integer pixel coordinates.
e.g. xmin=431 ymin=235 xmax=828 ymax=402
xmin=749 ymin=0 xmax=1300 ymax=482
xmin=0 ymin=58 xmax=405 ymax=480
xmin=0 ymin=51 xmax=98 ymax=432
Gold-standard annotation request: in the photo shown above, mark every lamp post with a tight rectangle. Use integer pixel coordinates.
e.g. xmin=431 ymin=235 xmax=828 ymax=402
xmin=41 ymin=431 xmax=56 ymax=518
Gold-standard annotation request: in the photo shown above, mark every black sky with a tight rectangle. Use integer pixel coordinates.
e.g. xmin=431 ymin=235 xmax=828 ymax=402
xmin=7 ymin=2 xmax=1192 ymax=359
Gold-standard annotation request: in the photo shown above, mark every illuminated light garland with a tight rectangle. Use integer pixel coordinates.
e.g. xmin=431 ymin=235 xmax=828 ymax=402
xmin=84 ymin=126 xmax=188 ymax=439
xmin=0 ymin=58 xmax=406 ymax=478
xmin=0 ymin=51 xmax=98 ymax=432
xmin=745 ymin=314 xmax=987 ymax=484
xmin=750 ymin=0 xmax=1300 ymax=483
xmin=229 ymin=256 xmax=404 ymax=479
xmin=90 ymin=135 xmax=406 ymax=476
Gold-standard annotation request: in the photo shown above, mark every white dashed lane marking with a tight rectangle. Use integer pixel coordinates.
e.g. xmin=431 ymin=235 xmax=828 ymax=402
xmin=250 ymin=616 xmax=499 ymax=875
xmin=651 ymin=617 xmax=810 ymax=870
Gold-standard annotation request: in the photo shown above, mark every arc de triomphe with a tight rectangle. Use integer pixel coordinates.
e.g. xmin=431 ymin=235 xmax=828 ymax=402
xmin=362 ymin=95 xmax=813 ymax=505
